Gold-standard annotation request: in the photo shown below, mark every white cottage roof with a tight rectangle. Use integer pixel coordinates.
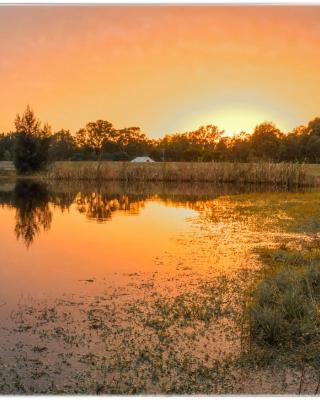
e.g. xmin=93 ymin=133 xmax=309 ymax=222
xmin=131 ymin=156 xmax=155 ymax=163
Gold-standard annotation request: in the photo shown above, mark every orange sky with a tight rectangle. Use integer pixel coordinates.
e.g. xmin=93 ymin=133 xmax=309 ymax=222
xmin=0 ymin=5 xmax=320 ymax=137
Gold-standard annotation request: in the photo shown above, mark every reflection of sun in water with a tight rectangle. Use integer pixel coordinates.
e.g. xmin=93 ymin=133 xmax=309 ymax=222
xmin=183 ymin=104 xmax=294 ymax=137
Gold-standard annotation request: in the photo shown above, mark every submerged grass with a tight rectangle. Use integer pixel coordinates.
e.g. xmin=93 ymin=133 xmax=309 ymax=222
xmin=0 ymin=273 xmax=247 ymax=394
xmin=44 ymin=161 xmax=314 ymax=187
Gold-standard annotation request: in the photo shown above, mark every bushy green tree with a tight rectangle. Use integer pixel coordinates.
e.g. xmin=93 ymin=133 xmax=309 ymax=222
xmin=13 ymin=106 xmax=51 ymax=174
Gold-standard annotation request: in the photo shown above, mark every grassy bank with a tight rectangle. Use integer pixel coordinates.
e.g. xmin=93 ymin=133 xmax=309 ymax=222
xmin=236 ymin=192 xmax=320 ymax=392
xmin=243 ymin=242 xmax=320 ymax=394
xmin=43 ymin=161 xmax=315 ymax=187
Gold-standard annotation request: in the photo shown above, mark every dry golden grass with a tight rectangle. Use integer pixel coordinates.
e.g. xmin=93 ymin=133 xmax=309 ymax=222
xmin=44 ymin=161 xmax=316 ymax=187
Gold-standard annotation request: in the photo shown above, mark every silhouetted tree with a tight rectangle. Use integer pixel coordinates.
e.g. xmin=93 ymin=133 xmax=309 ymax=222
xmin=156 ymin=124 xmax=224 ymax=161
xmin=0 ymin=132 xmax=16 ymax=160
xmin=305 ymin=135 xmax=320 ymax=163
xmin=75 ymin=120 xmax=114 ymax=159
xmin=188 ymin=125 xmax=224 ymax=148
xmin=13 ymin=106 xmax=51 ymax=174
xmin=116 ymin=127 xmax=151 ymax=157
xmin=228 ymin=132 xmax=251 ymax=162
xmin=250 ymin=122 xmax=283 ymax=161
xmin=2 ymin=108 xmax=320 ymax=163
xmin=307 ymin=118 xmax=320 ymax=137
xmin=49 ymin=129 xmax=76 ymax=161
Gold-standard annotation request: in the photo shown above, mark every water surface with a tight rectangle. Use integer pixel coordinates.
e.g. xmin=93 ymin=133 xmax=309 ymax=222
xmin=0 ymin=180 xmax=318 ymax=394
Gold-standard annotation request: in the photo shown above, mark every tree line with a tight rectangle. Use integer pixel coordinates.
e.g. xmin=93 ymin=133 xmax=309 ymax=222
xmin=1 ymin=106 xmax=320 ymax=173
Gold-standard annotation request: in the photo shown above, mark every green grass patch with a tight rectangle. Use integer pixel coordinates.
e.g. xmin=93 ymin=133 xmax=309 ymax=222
xmin=248 ymin=243 xmax=320 ymax=369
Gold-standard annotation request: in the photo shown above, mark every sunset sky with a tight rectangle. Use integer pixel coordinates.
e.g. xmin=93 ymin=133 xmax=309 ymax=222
xmin=0 ymin=5 xmax=320 ymax=137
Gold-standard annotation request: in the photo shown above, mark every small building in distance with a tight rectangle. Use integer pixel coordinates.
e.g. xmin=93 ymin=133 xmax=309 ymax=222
xmin=131 ymin=156 xmax=155 ymax=163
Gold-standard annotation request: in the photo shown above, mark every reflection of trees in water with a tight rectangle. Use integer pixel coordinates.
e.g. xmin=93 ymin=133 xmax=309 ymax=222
xmin=50 ymin=191 xmax=76 ymax=213
xmin=12 ymin=181 xmax=52 ymax=248
xmin=73 ymin=192 xmax=221 ymax=223
xmin=0 ymin=180 xmax=290 ymax=247
xmin=75 ymin=192 xmax=146 ymax=222
xmin=0 ymin=182 xmax=150 ymax=246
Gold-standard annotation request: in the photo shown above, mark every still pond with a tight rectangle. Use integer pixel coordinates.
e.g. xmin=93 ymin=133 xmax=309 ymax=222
xmin=0 ymin=179 xmax=319 ymax=394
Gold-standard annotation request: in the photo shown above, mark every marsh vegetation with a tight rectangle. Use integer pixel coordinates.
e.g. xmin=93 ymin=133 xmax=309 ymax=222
xmin=0 ymin=180 xmax=320 ymax=393
xmin=45 ymin=161 xmax=313 ymax=187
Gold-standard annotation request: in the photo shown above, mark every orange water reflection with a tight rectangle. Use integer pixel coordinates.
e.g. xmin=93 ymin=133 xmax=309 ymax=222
xmin=0 ymin=180 xmax=307 ymax=308
xmin=1 ymin=179 xmax=318 ymax=394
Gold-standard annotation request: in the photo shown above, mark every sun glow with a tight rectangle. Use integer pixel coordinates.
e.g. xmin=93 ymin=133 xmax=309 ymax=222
xmin=0 ymin=6 xmax=319 ymax=137
xmin=183 ymin=104 xmax=296 ymax=137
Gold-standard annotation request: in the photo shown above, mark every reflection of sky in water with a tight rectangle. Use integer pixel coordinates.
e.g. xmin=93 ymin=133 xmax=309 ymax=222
xmin=0 ymin=199 xmax=196 ymax=306
xmin=0 ymin=181 xmax=319 ymax=309
xmin=1 ymin=181 xmax=320 ymax=393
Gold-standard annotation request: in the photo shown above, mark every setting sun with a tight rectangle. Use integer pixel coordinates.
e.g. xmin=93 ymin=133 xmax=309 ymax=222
xmin=182 ymin=103 xmax=296 ymax=136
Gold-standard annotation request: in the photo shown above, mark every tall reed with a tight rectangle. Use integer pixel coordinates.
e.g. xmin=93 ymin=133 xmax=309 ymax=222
xmin=44 ymin=161 xmax=315 ymax=187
